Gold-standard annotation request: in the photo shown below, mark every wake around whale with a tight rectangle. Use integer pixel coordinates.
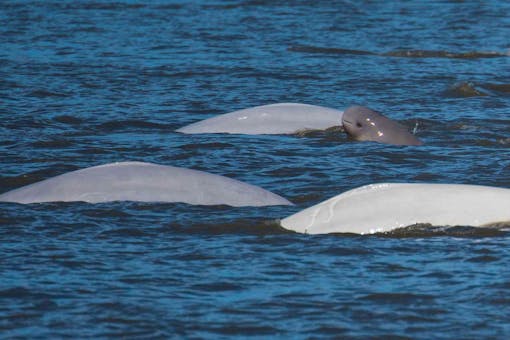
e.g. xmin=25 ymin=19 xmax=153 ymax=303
xmin=177 ymin=103 xmax=422 ymax=146
xmin=280 ymin=183 xmax=510 ymax=235
xmin=0 ymin=162 xmax=293 ymax=207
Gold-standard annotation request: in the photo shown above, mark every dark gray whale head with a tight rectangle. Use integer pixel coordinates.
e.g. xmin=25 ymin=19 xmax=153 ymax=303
xmin=342 ymin=105 xmax=423 ymax=146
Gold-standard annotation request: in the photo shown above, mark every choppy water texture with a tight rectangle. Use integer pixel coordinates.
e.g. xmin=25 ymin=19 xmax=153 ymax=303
xmin=1 ymin=1 xmax=510 ymax=338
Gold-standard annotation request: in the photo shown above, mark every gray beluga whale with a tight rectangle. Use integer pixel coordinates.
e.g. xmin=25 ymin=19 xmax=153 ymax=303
xmin=176 ymin=103 xmax=343 ymax=135
xmin=342 ymin=106 xmax=423 ymax=145
xmin=177 ymin=103 xmax=422 ymax=146
xmin=0 ymin=162 xmax=292 ymax=207
xmin=280 ymin=183 xmax=510 ymax=235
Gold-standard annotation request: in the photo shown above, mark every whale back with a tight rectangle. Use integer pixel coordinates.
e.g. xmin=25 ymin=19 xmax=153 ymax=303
xmin=0 ymin=162 xmax=293 ymax=207
xmin=176 ymin=103 xmax=344 ymax=135
xmin=280 ymin=183 xmax=510 ymax=234
xmin=342 ymin=106 xmax=423 ymax=146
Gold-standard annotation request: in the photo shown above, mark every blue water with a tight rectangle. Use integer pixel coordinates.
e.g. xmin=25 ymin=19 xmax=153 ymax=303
xmin=1 ymin=1 xmax=510 ymax=338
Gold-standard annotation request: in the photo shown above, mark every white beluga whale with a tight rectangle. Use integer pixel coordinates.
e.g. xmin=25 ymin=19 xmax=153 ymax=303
xmin=0 ymin=162 xmax=292 ymax=207
xmin=177 ymin=103 xmax=422 ymax=146
xmin=177 ymin=103 xmax=343 ymax=135
xmin=280 ymin=183 xmax=510 ymax=234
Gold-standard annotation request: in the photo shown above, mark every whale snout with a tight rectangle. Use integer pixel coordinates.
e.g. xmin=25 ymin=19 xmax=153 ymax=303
xmin=341 ymin=105 xmax=423 ymax=146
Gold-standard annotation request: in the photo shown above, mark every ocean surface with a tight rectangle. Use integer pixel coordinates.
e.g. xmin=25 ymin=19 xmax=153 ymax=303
xmin=1 ymin=1 xmax=510 ymax=338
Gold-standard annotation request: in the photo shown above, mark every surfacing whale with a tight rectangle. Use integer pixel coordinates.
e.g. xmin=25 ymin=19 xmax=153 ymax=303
xmin=0 ymin=162 xmax=293 ymax=207
xmin=280 ymin=183 xmax=510 ymax=234
xmin=177 ymin=103 xmax=422 ymax=146
xmin=177 ymin=103 xmax=343 ymax=135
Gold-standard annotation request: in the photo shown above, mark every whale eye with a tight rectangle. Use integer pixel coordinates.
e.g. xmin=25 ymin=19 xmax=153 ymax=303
xmin=356 ymin=122 xmax=362 ymax=128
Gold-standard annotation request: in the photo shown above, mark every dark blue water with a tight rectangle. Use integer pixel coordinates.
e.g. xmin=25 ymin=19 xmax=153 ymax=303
xmin=1 ymin=1 xmax=510 ymax=338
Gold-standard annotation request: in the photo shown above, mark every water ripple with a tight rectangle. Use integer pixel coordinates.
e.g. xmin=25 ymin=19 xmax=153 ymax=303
xmin=2 ymin=0 xmax=510 ymax=338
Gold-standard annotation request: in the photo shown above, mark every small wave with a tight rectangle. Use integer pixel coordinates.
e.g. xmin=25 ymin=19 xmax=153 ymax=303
xmin=98 ymin=120 xmax=173 ymax=132
xmin=170 ymin=218 xmax=289 ymax=236
xmin=190 ymin=282 xmax=244 ymax=292
xmin=154 ymin=4 xmax=184 ymax=10
xmin=443 ymin=81 xmax=510 ymax=98
xmin=30 ymin=139 xmax=76 ymax=149
xmin=466 ymin=255 xmax=500 ymax=263
xmin=289 ymin=45 xmax=508 ymax=59
xmin=143 ymin=70 xmax=215 ymax=78
xmin=288 ymin=45 xmax=375 ymax=55
xmin=294 ymin=126 xmax=345 ymax=138
xmin=379 ymin=224 xmax=509 ymax=238
xmin=0 ymin=287 xmax=55 ymax=300
xmin=61 ymin=2 xmax=146 ymax=10
xmin=499 ymin=138 xmax=510 ymax=145
xmin=443 ymin=82 xmax=488 ymax=97
xmin=179 ymin=142 xmax=235 ymax=151
xmin=29 ymin=89 xmax=70 ymax=98
xmin=360 ymin=292 xmax=435 ymax=304
xmin=31 ymin=33 xmax=71 ymax=43
xmin=52 ymin=115 xmax=85 ymax=125
xmin=383 ymin=50 xmax=506 ymax=59
xmin=96 ymin=227 xmax=152 ymax=238
xmin=481 ymin=83 xmax=510 ymax=94
xmin=204 ymin=324 xmax=281 ymax=337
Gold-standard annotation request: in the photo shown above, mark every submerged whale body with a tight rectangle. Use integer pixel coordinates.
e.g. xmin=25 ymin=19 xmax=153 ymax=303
xmin=0 ymin=162 xmax=293 ymax=207
xmin=177 ymin=103 xmax=422 ymax=146
xmin=281 ymin=183 xmax=510 ymax=234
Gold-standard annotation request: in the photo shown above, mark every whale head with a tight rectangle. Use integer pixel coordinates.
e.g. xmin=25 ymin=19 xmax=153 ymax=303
xmin=342 ymin=105 xmax=423 ymax=146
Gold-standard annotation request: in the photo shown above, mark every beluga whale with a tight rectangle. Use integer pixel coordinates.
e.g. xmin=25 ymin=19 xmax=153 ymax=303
xmin=280 ymin=183 xmax=510 ymax=234
xmin=177 ymin=103 xmax=422 ymax=146
xmin=0 ymin=162 xmax=292 ymax=207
